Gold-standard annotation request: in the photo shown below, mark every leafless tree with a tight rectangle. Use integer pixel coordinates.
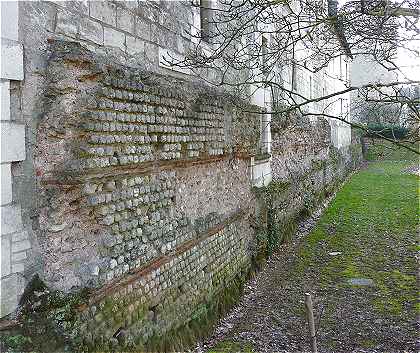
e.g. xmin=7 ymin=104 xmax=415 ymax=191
xmin=163 ymin=0 xmax=420 ymax=154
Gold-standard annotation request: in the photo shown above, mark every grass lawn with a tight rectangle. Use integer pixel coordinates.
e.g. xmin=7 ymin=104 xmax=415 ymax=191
xmin=296 ymin=160 xmax=419 ymax=349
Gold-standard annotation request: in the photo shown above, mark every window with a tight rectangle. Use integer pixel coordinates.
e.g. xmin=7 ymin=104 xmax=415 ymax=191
xmin=345 ymin=60 xmax=348 ymax=83
xmin=309 ymin=76 xmax=312 ymax=99
xmin=200 ymin=0 xmax=212 ymax=42
xmin=292 ymin=63 xmax=297 ymax=91
xmin=291 ymin=45 xmax=297 ymax=91
xmin=261 ymin=36 xmax=268 ymax=77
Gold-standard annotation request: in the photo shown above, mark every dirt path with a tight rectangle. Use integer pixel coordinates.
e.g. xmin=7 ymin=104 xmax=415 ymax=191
xmin=194 ymin=161 xmax=419 ymax=353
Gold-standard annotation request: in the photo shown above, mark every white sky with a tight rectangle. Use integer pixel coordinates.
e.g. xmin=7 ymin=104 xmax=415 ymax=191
xmin=397 ymin=20 xmax=420 ymax=81
xmin=337 ymin=0 xmax=420 ymax=82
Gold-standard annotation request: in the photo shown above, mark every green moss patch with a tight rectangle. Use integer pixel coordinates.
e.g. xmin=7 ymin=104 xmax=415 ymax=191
xmin=201 ymin=160 xmax=417 ymax=352
xmin=0 ymin=275 xmax=90 ymax=353
xmin=145 ymin=268 xmax=251 ymax=352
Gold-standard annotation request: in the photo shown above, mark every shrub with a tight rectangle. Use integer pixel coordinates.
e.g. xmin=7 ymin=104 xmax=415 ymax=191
xmin=365 ymin=123 xmax=409 ymax=140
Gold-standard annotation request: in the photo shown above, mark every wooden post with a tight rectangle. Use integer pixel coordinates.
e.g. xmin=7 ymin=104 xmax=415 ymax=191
xmin=305 ymin=292 xmax=318 ymax=353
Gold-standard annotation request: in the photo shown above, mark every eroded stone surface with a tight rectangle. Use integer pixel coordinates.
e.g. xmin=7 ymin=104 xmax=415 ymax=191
xmin=29 ymin=41 xmax=260 ymax=350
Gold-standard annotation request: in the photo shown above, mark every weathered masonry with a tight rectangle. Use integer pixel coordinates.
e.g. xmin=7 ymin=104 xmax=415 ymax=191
xmin=0 ymin=1 xmax=361 ymax=351
xmin=2 ymin=38 xmax=262 ymax=351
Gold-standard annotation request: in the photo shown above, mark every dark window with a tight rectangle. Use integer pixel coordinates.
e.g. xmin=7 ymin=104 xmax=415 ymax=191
xmin=345 ymin=60 xmax=348 ymax=82
xmin=291 ymin=46 xmax=297 ymax=91
xmin=261 ymin=36 xmax=268 ymax=76
xmin=309 ymin=76 xmax=312 ymax=98
xmin=200 ymin=0 xmax=212 ymax=42
xmin=292 ymin=63 xmax=297 ymax=91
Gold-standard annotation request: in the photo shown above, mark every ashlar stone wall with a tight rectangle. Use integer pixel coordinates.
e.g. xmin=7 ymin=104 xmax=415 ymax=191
xmin=0 ymin=1 xmax=27 ymax=318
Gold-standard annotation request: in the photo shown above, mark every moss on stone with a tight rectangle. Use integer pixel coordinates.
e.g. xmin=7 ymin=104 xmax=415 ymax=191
xmin=0 ymin=275 xmax=90 ymax=353
xmin=144 ymin=266 xmax=251 ymax=352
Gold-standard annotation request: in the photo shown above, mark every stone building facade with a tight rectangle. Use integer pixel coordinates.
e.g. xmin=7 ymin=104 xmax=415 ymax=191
xmin=0 ymin=1 xmax=361 ymax=351
xmin=350 ymin=54 xmax=399 ymax=124
xmin=1 ymin=1 xmax=27 ymax=318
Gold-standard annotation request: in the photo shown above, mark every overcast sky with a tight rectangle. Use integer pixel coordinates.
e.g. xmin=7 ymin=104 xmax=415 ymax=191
xmin=337 ymin=0 xmax=420 ymax=82
xmin=397 ymin=22 xmax=420 ymax=81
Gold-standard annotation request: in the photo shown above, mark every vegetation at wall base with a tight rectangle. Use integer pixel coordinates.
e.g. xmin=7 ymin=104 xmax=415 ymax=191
xmin=145 ymin=268 xmax=251 ymax=352
xmin=0 ymin=275 xmax=89 ymax=353
xmin=202 ymin=158 xmax=417 ymax=352
xmin=0 ymin=264 xmax=255 ymax=353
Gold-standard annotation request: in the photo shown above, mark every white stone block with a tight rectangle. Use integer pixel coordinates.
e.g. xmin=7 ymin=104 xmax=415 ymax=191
xmin=55 ymin=8 xmax=78 ymax=38
xmin=191 ymin=7 xmax=200 ymax=44
xmin=0 ymin=39 xmax=23 ymax=80
xmin=0 ymin=80 xmax=10 ymax=121
xmin=1 ymin=121 xmax=25 ymax=163
xmin=90 ymin=1 xmax=117 ymax=27
xmin=12 ymin=231 xmax=28 ymax=242
xmin=11 ymin=239 xmax=31 ymax=253
xmin=116 ymin=6 xmax=134 ymax=33
xmin=251 ymin=86 xmax=268 ymax=108
xmin=104 ymin=27 xmax=125 ymax=51
xmin=11 ymin=263 xmax=24 ymax=273
xmin=11 ymin=250 xmax=26 ymax=262
xmin=0 ymin=273 xmax=22 ymax=317
xmin=0 ymin=163 xmax=12 ymax=205
xmin=79 ymin=17 xmax=104 ymax=45
xmin=1 ymin=1 xmax=19 ymax=41
xmin=158 ymin=48 xmax=191 ymax=75
xmin=126 ymin=35 xmax=144 ymax=56
xmin=0 ymin=204 xmax=22 ymax=235
xmin=252 ymin=158 xmax=272 ymax=187
xmin=1 ymin=234 xmax=11 ymax=277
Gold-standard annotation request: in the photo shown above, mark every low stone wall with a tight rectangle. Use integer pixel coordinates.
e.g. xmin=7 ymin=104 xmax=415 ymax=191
xmin=0 ymin=1 xmax=364 ymax=349
xmin=78 ymin=213 xmax=251 ymax=351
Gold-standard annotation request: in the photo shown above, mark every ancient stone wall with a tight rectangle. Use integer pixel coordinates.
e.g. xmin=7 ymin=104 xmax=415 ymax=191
xmin=4 ymin=0 xmax=199 ymax=318
xmin=266 ymin=119 xmax=362 ymax=246
xmin=10 ymin=1 xmax=250 ymax=301
xmin=15 ymin=40 xmax=257 ymax=350
xmin=0 ymin=1 xmax=27 ymax=318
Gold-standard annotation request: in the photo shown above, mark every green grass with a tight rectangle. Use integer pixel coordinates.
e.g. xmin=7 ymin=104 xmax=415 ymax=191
xmin=365 ymin=140 xmax=419 ymax=161
xmin=296 ymin=160 xmax=419 ymax=316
